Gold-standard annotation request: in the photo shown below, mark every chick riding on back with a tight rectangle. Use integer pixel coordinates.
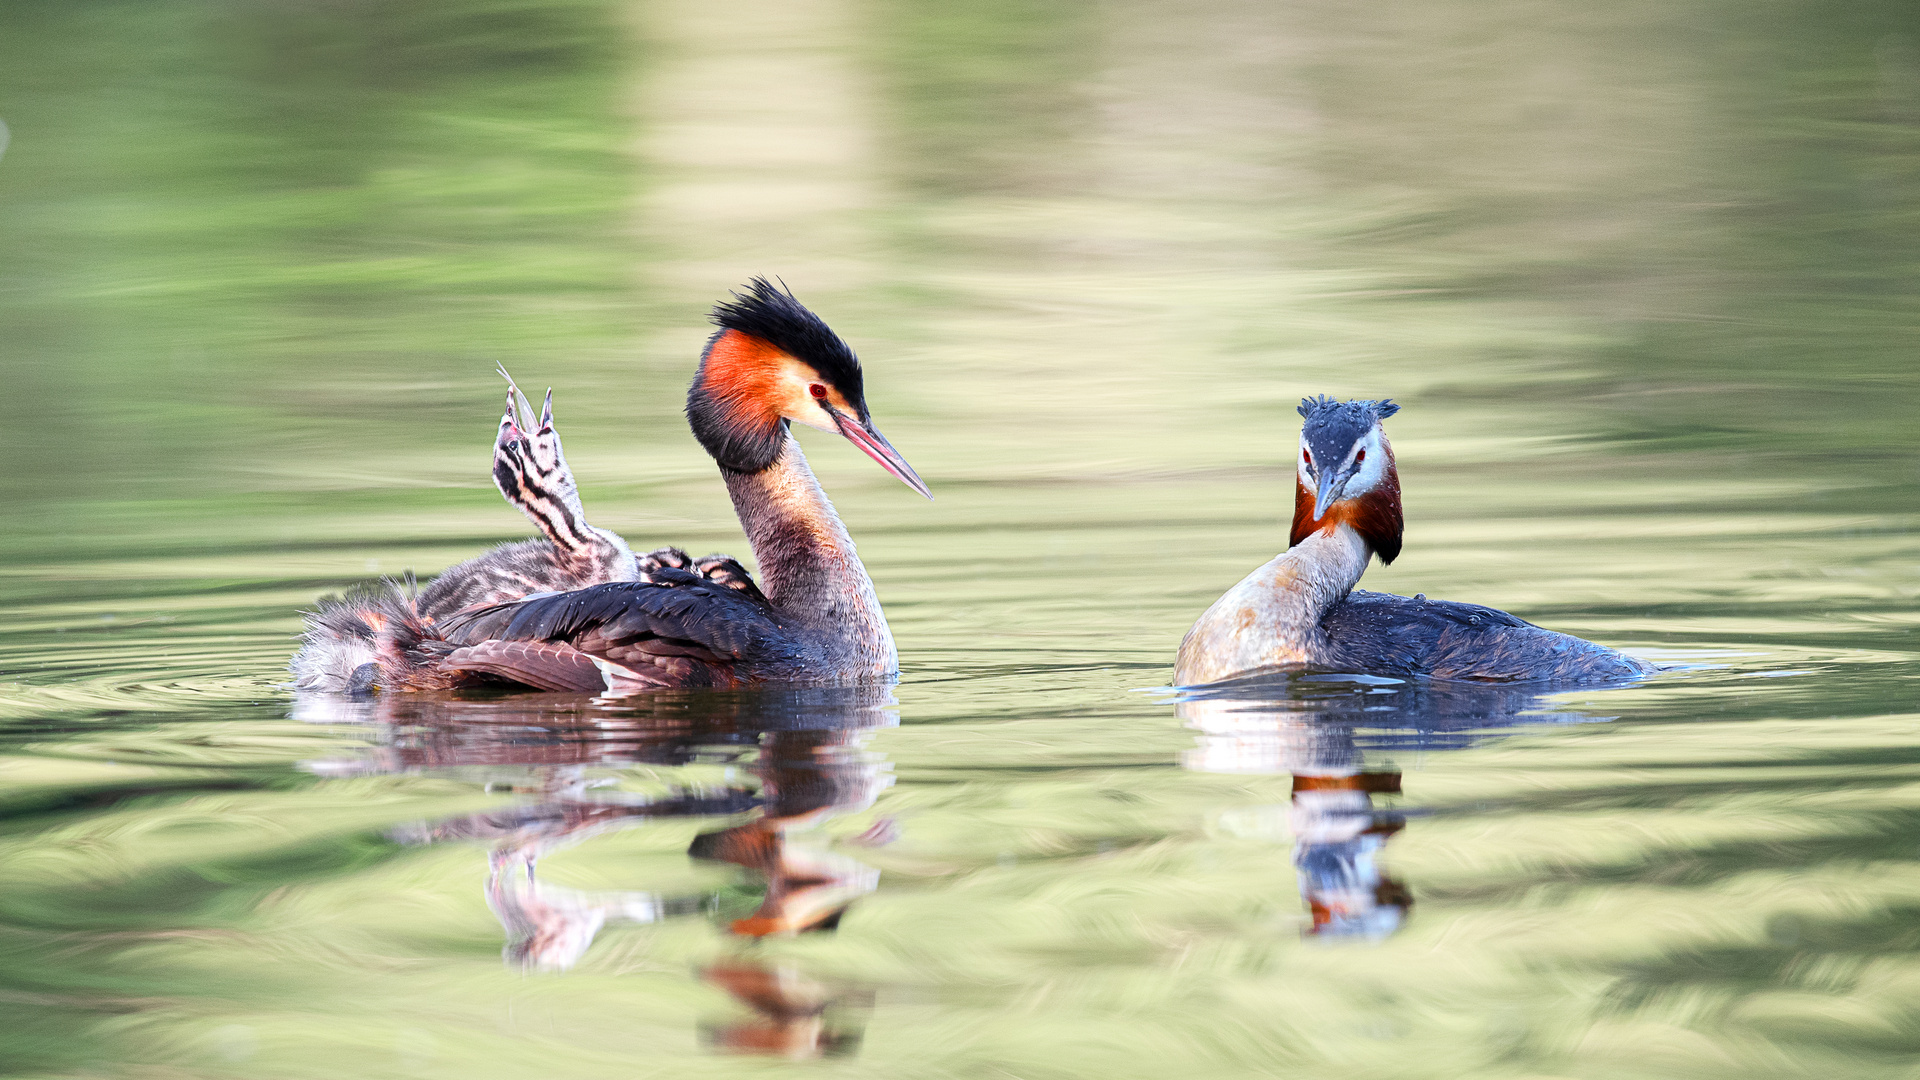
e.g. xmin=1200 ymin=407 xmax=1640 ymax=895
xmin=292 ymin=279 xmax=928 ymax=695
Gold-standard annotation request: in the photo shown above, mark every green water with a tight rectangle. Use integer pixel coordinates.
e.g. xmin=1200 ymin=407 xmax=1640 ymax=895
xmin=3 ymin=0 xmax=1918 ymax=1075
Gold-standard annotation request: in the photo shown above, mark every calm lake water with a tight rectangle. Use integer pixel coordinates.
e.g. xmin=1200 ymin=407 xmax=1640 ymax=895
xmin=3 ymin=0 xmax=1918 ymax=1076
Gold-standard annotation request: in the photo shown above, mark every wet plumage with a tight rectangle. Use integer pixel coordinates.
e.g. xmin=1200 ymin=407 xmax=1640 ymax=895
xmin=291 ymin=371 xmax=771 ymax=693
xmin=1176 ymin=395 xmax=1650 ymax=686
xmin=433 ymin=575 xmax=799 ymax=691
xmin=292 ymin=374 xmax=648 ymax=692
xmin=292 ymin=279 xmax=926 ymax=695
xmin=1318 ymin=590 xmax=1649 ymax=683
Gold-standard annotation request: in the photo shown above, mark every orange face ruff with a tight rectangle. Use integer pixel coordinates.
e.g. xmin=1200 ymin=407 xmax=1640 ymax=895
xmin=1289 ymin=459 xmax=1403 ymax=564
xmin=700 ymin=329 xmax=798 ymax=429
xmin=693 ymin=328 xmax=930 ymax=498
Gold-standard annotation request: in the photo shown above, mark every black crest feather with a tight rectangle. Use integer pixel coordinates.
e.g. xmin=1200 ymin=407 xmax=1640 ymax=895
xmin=1297 ymin=395 xmax=1398 ymax=423
xmin=1297 ymin=395 xmax=1398 ymax=458
xmin=688 ymin=279 xmax=867 ymax=473
xmin=708 ymin=278 xmax=865 ymax=408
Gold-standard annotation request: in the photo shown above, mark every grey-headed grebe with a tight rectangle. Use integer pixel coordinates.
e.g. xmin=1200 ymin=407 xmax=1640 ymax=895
xmin=1176 ymin=396 xmax=1650 ymax=686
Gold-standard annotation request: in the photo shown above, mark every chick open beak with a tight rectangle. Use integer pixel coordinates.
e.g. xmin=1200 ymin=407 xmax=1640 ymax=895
xmin=832 ymin=411 xmax=932 ymax=499
xmin=497 ymin=364 xmax=541 ymax=435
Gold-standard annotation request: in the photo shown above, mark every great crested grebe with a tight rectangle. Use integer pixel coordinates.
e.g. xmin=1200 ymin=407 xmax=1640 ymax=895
xmin=1175 ymin=396 xmax=1651 ymax=686
xmin=295 ymin=279 xmax=927 ymax=694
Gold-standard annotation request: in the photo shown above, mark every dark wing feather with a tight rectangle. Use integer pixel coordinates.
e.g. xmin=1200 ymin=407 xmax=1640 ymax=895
xmin=438 ymin=579 xmax=795 ymax=691
xmin=1321 ymin=590 xmax=1648 ymax=684
xmin=439 ymin=639 xmax=610 ymax=692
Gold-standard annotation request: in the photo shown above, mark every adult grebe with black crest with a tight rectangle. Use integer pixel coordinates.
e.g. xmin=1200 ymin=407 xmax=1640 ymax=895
xmin=295 ymin=279 xmax=929 ymax=694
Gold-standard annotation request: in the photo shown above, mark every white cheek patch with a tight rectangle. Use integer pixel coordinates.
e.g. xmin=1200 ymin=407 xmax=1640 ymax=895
xmin=774 ymin=360 xmax=841 ymax=433
xmin=1297 ymin=438 xmax=1314 ymax=488
xmin=1343 ymin=428 xmax=1389 ymax=495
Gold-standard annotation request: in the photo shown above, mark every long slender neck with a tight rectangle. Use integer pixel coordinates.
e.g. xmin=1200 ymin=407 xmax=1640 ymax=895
xmin=1278 ymin=524 xmax=1373 ymax=623
xmin=721 ymin=435 xmax=895 ymax=671
xmin=1175 ymin=524 xmax=1372 ymax=684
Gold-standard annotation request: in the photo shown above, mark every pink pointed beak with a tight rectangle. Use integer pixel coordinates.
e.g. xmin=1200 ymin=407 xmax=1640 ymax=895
xmin=832 ymin=411 xmax=932 ymax=499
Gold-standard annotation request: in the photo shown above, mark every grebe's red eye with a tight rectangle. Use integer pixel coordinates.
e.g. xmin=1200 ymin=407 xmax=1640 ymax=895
xmin=809 ymin=384 xmax=828 ymax=400
xmin=1355 ymin=449 xmax=1366 ymax=463
xmin=1302 ymin=449 xmax=1311 ymax=465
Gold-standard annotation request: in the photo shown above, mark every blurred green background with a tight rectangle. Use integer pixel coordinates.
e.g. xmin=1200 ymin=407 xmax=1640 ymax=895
xmin=4 ymin=0 xmax=1916 ymax=557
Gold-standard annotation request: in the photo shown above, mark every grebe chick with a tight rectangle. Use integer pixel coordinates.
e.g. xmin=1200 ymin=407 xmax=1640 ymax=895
xmin=1175 ymin=396 xmax=1651 ymax=687
xmin=418 ymin=372 xmax=641 ymax=616
xmin=485 ymin=374 xmax=766 ymax=599
xmin=338 ymin=278 xmax=930 ymax=694
xmin=292 ymin=375 xmax=651 ymax=692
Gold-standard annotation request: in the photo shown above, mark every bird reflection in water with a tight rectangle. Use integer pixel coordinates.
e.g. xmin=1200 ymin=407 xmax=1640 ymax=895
xmin=295 ymin=686 xmax=893 ymax=1058
xmin=1179 ymin=676 xmax=1601 ymax=939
